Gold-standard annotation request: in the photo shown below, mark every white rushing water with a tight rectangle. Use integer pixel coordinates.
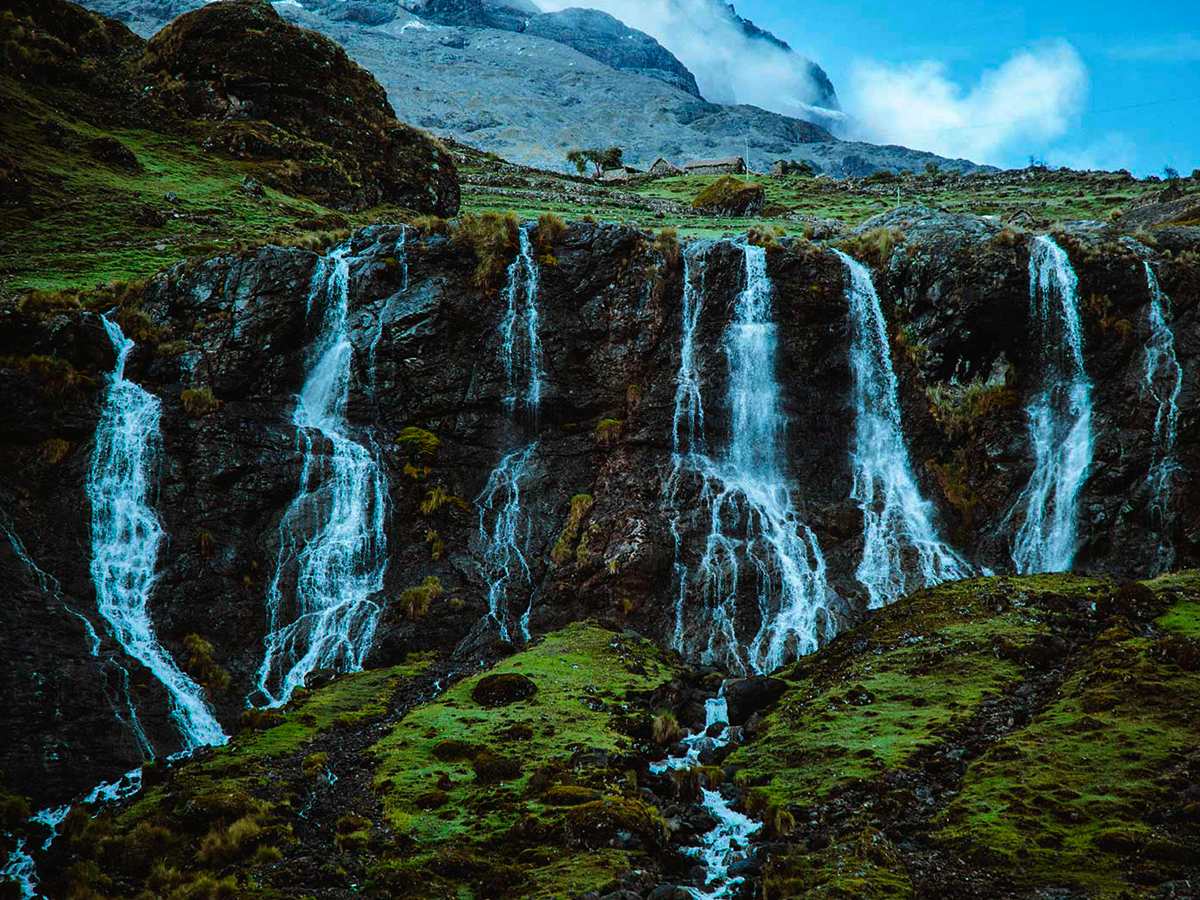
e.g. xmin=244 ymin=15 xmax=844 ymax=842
xmin=650 ymin=691 xmax=761 ymax=899
xmin=1140 ymin=260 xmax=1184 ymax=573
xmin=1010 ymin=236 xmax=1094 ymax=574
xmin=89 ymin=316 xmax=226 ymax=749
xmin=668 ymin=242 xmax=834 ymax=674
xmin=835 ymin=250 xmax=971 ymax=608
xmin=499 ymin=224 xmax=545 ymax=413
xmin=254 ymin=244 xmax=389 ymax=707
xmin=476 ymin=224 xmax=544 ymax=641
xmin=476 ymin=443 xmax=538 ymax=642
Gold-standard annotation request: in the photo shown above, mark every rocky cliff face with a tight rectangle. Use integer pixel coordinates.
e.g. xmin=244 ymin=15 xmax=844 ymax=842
xmin=2 ymin=212 xmax=1198 ymax=809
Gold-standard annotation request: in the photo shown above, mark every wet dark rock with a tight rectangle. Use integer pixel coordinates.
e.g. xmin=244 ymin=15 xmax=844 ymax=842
xmin=723 ymin=676 xmax=787 ymax=725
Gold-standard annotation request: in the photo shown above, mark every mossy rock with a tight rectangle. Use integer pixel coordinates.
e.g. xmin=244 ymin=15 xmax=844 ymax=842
xmin=471 ymin=672 xmax=537 ymax=707
xmin=692 ymin=176 xmax=765 ymax=216
xmin=561 ymin=796 xmax=667 ymax=851
xmin=471 ymin=749 xmax=522 ymax=784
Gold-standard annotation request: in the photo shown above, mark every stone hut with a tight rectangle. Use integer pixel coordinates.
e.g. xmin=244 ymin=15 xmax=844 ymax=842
xmin=648 ymin=157 xmax=682 ymax=177
xmin=682 ymin=156 xmax=746 ymax=176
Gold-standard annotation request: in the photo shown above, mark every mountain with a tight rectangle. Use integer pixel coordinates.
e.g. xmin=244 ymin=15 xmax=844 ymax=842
xmin=77 ymin=0 xmax=985 ymax=177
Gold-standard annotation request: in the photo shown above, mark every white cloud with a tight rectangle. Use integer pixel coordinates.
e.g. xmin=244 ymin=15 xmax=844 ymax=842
xmin=844 ymin=41 xmax=1089 ymax=166
xmin=533 ymin=0 xmax=835 ymax=118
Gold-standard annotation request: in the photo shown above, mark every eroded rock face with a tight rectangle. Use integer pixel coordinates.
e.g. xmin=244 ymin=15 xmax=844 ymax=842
xmin=1 ymin=214 xmax=1198 ymax=804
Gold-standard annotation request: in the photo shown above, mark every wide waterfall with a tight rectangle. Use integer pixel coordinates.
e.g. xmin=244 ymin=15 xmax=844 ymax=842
xmin=254 ymin=244 xmax=388 ymax=707
xmin=88 ymin=316 xmax=226 ymax=750
xmin=476 ymin=224 xmax=543 ymax=641
xmin=1010 ymin=236 xmax=1094 ymax=574
xmin=1140 ymin=259 xmax=1183 ymax=573
xmin=836 ymin=250 xmax=971 ymax=608
xmin=668 ymin=242 xmax=833 ymax=674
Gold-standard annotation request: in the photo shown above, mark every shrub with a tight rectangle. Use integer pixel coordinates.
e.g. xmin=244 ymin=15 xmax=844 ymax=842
xmin=534 ymin=213 xmax=566 ymax=264
xmin=37 ymin=437 xmax=71 ymax=465
xmin=594 ymin=418 xmax=623 ymax=446
xmin=652 ymin=227 xmax=680 ymax=266
xmin=451 ymin=212 xmax=520 ymax=289
xmin=180 ymin=386 xmax=220 ymax=417
xmin=551 ymin=494 xmax=594 ymax=566
xmin=652 ymin=711 xmax=682 ymax=746
xmin=747 ymin=225 xmax=784 ymax=250
xmin=420 ymin=486 xmax=468 ymax=516
xmin=926 ymin=380 xmax=1019 ymax=439
xmin=839 ymin=227 xmax=903 ymax=269
xmin=399 ymin=576 xmax=443 ymax=621
xmin=396 ymin=426 xmax=440 ymax=459
xmin=692 ymin=176 xmax=765 ymax=216
xmin=196 ymin=815 xmax=264 ymax=865
xmin=182 ymin=633 xmax=231 ymax=694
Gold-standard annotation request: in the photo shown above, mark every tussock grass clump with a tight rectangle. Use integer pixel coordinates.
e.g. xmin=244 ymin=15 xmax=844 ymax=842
xmin=533 ymin=212 xmax=566 ymax=264
xmin=0 ymin=354 xmax=94 ymax=396
xmin=399 ymin=576 xmax=443 ymax=621
xmin=180 ymin=386 xmax=220 ymax=417
xmin=594 ymin=417 xmax=623 ymax=445
xmin=196 ymin=814 xmax=264 ymax=866
xmin=182 ymin=633 xmax=231 ymax=695
xmin=651 ymin=711 xmax=682 ymax=746
xmin=420 ymin=485 xmax=468 ymax=516
xmin=551 ymin=494 xmax=595 ymax=566
xmin=396 ymin=426 xmax=440 ymax=459
xmin=839 ymin=226 xmax=903 ymax=269
xmin=926 ymin=380 xmax=1019 ymax=438
xmin=452 ymin=212 xmax=520 ymax=290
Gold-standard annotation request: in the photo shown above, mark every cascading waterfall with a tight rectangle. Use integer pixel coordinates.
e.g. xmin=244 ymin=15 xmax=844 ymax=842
xmin=88 ymin=316 xmax=226 ymax=750
xmin=476 ymin=443 xmax=538 ymax=642
xmin=668 ymin=242 xmax=834 ymax=674
xmin=650 ymin=689 xmax=760 ymax=899
xmin=254 ymin=244 xmax=389 ymax=708
xmin=498 ymin=224 xmax=544 ymax=413
xmin=1010 ymin=236 xmax=1094 ymax=574
xmin=1140 ymin=260 xmax=1183 ymax=573
xmin=476 ymin=225 xmax=543 ymax=641
xmin=835 ymin=250 xmax=971 ymax=608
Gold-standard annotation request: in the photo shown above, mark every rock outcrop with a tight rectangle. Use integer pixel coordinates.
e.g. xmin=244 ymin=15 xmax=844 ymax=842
xmin=1 ymin=212 xmax=1198 ymax=811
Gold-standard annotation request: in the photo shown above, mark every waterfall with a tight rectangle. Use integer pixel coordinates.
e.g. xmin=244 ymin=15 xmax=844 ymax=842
xmin=476 ymin=443 xmax=538 ymax=642
xmin=668 ymin=242 xmax=833 ymax=674
xmin=1010 ymin=236 xmax=1094 ymax=574
xmin=88 ymin=317 xmax=226 ymax=750
xmin=499 ymin=224 xmax=544 ymax=412
xmin=835 ymin=250 xmax=971 ymax=608
xmin=1140 ymin=260 xmax=1183 ymax=573
xmin=254 ymin=244 xmax=389 ymax=708
xmin=476 ymin=224 xmax=544 ymax=641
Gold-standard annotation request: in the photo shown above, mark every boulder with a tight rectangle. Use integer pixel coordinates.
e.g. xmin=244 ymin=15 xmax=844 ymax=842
xmin=471 ymin=672 xmax=537 ymax=707
xmin=723 ymin=676 xmax=787 ymax=725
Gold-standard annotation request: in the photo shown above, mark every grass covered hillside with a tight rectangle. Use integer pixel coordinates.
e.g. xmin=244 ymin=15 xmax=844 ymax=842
xmin=0 ymin=0 xmax=457 ymax=292
xmin=730 ymin=574 xmax=1200 ymax=897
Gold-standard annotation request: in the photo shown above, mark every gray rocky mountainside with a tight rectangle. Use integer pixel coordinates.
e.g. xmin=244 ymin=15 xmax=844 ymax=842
xmin=78 ymin=0 xmax=986 ymax=176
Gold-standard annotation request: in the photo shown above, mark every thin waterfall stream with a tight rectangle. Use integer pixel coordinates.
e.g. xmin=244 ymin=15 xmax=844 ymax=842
xmin=476 ymin=224 xmax=542 ymax=641
xmin=667 ymin=241 xmax=834 ymax=674
xmin=1010 ymin=235 xmax=1094 ymax=573
xmin=1139 ymin=259 xmax=1183 ymax=573
xmin=835 ymin=249 xmax=971 ymax=607
xmin=254 ymin=243 xmax=389 ymax=708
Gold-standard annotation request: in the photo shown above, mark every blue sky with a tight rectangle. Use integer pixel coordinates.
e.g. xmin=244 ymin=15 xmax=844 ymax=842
xmin=734 ymin=0 xmax=1200 ymax=174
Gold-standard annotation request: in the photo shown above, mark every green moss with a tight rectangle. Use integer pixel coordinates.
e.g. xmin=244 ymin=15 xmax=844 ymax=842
xmin=371 ymin=622 xmax=677 ymax=847
xmin=550 ymin=494 xmax=594 ymax=566
xmin=180 ymin=386 xmax=221 ymax=417
xmin=398 ymin=575 xmax=443 ymax=621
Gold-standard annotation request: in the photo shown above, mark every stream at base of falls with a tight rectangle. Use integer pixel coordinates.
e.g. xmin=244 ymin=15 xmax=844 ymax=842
xmin=650 ymin=688 xmax=761 ymax=899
